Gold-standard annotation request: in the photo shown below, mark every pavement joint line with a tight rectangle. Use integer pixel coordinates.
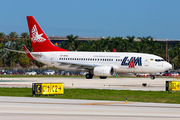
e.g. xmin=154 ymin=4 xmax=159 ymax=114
xmin=79 ymin=102 xmax=128 ymax=105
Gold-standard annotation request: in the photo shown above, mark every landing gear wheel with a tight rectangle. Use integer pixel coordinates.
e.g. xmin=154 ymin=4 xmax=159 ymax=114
xmin=150 ymin=75 xmax=155 ymax=80
xmin=85 ymin=73 xmax=93 ymax=79
xmin=100 ymin=76 xmax=107 ymax=79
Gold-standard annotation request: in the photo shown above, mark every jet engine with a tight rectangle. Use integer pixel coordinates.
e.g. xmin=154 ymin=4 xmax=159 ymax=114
xmin=94 ymin=66 xmax=115 ymax=76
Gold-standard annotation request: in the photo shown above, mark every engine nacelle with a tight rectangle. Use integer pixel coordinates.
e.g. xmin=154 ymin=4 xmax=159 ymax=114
xmin=94 ymin=66 xmax=115 ymax=76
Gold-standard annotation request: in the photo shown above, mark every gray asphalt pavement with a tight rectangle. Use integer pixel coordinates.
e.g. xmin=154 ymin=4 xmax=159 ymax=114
xmin=0 ymin=96 xmax=180 ymax=120
xmin=0 ymin=77 xmax=177 ymax=91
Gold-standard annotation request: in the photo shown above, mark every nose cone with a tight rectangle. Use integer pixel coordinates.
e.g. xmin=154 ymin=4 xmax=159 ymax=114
xmin=166 ymin=62 xmax=172 ymax=70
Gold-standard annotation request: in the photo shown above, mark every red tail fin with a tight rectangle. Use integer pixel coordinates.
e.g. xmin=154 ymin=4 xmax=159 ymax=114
xmin=26 ymin=16 xmax=68 ymax=52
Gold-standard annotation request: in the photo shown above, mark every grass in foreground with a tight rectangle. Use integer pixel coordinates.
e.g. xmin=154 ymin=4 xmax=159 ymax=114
xmin=0 ymin=87 xmax=180 ymax=104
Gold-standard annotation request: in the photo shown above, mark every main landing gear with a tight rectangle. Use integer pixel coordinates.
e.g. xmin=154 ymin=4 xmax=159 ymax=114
xmin=85 ymin=73 xmax=107 ymax=79
xmin=99 ymin=76 xmax=107 ymax=79
xmin=85 ymin=73 xmax=93 ymax=79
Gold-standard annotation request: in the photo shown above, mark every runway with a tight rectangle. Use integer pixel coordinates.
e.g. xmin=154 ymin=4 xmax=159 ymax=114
xmin=0 ymin=96 xmax=180 ymax=120
xmin=0 ymin=77 xmax=178 ymax=91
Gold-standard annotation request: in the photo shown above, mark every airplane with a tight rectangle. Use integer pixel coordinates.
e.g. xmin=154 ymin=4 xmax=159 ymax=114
xmin=9 ymin=16 xmax=172 ymax=79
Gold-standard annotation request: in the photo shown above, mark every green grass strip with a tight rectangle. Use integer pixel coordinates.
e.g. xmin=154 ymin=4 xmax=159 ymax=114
xmin=0 ymin=87 xmax=179 ymax=104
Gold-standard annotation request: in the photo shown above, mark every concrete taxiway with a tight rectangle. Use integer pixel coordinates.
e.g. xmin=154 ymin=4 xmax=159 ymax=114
xmin=0 ymin=77 xmax=178 ymax=91
xmin=0 ymin=96 xmax=180 ymax=120
xmin=0 ymin=77 xmax=179 ymax=120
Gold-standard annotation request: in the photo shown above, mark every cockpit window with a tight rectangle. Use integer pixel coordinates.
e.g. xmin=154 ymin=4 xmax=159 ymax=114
xmin=155 ymin=59 xmax=165 ymax=62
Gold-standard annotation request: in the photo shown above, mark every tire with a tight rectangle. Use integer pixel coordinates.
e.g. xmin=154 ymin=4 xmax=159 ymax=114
xmin=100 ymin=76 xmax=107 ymax=79
xmin=150 ymin=76 xmax=155 ymax=80
xmin=85 ymin=73 xmax=93 ymax=79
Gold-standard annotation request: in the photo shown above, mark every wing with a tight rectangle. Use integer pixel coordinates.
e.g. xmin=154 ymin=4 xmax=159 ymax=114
xmin=39 ymin=58 xmax=96 ymax=70
xmin=5 ymin=48 xmax=26 ymax=54
xmin=5 ymin=46 xmax=42 ymax=59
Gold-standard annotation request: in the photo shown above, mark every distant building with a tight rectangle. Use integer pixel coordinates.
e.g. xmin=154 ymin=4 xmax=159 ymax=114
xmin=49 ymin=36 xmax=180 ymax=46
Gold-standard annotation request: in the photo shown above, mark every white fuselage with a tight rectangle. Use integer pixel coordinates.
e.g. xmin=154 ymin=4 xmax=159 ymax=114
xmin=32 ymin=51 xmax=172 ymax=74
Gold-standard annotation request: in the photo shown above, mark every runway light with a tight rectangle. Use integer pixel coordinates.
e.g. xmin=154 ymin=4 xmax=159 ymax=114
xmin=142 ymin=83 xmax=147 ymax=87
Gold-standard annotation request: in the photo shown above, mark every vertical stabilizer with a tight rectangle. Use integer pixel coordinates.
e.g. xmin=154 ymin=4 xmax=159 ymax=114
xmin=26 ymin=16 xmax=68 ymax=52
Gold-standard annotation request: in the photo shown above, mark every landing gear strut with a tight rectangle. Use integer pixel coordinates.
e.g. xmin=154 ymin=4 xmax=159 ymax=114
xmin=85 ymin=73 xmax=93 ymax=79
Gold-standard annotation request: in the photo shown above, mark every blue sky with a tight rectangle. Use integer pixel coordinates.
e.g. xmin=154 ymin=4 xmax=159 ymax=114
xmin=0 ymin=0 xmax=180 ymax=39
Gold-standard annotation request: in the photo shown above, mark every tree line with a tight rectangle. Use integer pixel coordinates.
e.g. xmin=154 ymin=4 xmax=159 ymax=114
xmin=0 ymin=32 xmax=179 ymax=70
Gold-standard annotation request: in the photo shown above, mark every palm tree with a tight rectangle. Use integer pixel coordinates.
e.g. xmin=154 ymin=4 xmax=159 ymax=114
xmin=126 ymin=35 xmax=135 ymax=43
xmin=77 ymin=42 xmax=87 ymax=51
xmin=0 ymin=32 xmax=6 ymax=42
xmin=8 ymin=32 xmax=18 ymax=49
xmin=59 ymin=41 xmax=68 ymax=50
xmin=23 ymin=38 xmax=32 ymax=51
xmin=66 ymin=34 xmax=79 ymax=51
xmin=21 ymin=32 xmax=29 ymax=41
xmin=9 ymin=32 xmax=18 ymax=41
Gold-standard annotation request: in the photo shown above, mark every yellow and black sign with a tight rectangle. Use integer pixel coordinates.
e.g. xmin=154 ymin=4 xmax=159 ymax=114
xmin=166 ymin=81 xmax=179 ymax=91
xmin=32 ymin=83 xmax=64 ymax=95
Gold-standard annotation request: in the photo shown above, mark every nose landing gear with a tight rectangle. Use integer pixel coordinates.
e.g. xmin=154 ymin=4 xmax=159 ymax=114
xmin=150 ymin=75 xmax=155 ymax=80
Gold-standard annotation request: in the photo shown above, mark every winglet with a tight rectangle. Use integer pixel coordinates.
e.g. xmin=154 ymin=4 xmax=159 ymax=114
xmin=112 ymin=48 xmax=116 ymax=52
xmin=23 ymin=45 xmax=35 ymax=59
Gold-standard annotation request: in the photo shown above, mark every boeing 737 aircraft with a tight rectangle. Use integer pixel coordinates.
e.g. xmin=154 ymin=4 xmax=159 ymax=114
xmin=9 ymin=16 xmax=172 ymax=79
